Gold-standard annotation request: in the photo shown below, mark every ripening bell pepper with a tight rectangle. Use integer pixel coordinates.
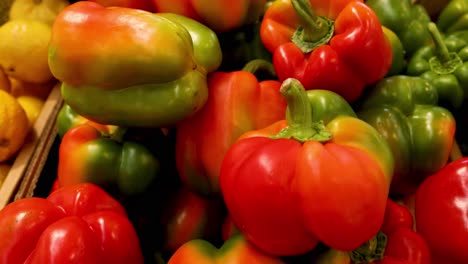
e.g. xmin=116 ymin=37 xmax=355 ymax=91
xmin=168 ymin=233 xmax=285 ymax=264
xmin=176 ymin=60 xmax=287 ymax=196
xmin=261 ymin=0 xmax=392 ymax=102
xmin=0 ymin=183 xmax=144 ymax=264
xmin=220 ymin=78 xmax=394 ymax=256
xmin=366 ymin=0 xmax=433 ymax=57
xmin=358 ymin=75 xmax=456 ymax=196
xmin=437 ymin=0 xmax=468 ymax=34
xmin=56 ymin=103 xmax=116 ymax=138
xmin=48 ymin=2 xmax=222 ymax=127
xmin=57 ymin=124 xmax=160 ymax=195
xmin=407 ymin=22 xmax=468 ymax=108
xmin=152 ymin=0 xmax=267 ymax=32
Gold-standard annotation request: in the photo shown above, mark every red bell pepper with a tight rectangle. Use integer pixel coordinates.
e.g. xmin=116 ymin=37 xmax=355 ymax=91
xmin=0 ymin=183 xmax=143 ymax=264
xmin=152 ymin=0 xmax=267 ymax=32
xmin=219 ymin=78 xmax=393 ymax=256
xmin=161 ymin=187 xmax=225 ymax=253
xmin=415 ymin=157 xmax=468 ymax=264
xmin=168 ymin=233 xmax=285 ymax=264
xmin=261 ymin=0 xmax=392 ymax=102
xmin=88 ymin=0 xmax=155 ymax=11
xmin=176 ymin=60 xmax=287 ymax=196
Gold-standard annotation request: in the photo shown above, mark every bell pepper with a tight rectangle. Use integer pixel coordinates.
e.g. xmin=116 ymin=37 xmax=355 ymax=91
xmin=152 ymin=0 xmax=267 ymax=33
xmin=382 ymin=26 xmax=406 ymax=76
xmin=168 ymin=233 xmax=285 ymax=264
xmin=57 ymin=124 xmax=160 ymax=195
xmin=351 ymin=199 xmax=431 ymax=264
xmin=357 ymin=75 xmax=456 ymax=196
xmin=48 ymin=2 xmax=222 ymax=127
xmin=161 ymin=187 xmax=225 ymax=253
xmin=365 ymin=0 xmax=433 ymax=57
xmin=88 ymin=0 xmax=156 ymax=11
xmin=262 ymin=0 xmax=392 ymax=103
xmin=407 ymin=22 xmax=468 ymax=109
xmin=0 ymin=183 xmax=144 ymax=264
xmin=56 ymin=103 xmax=116 ymax=138
xmin=415 ymin=157 xmax=468 ymax=264
xmin=437 ymin=0 xmax=468 ymax=34
xmin=175 ymin=59 xmax=287 ymax=196
xmin=220 ymin=78 xmax=394 ymax=255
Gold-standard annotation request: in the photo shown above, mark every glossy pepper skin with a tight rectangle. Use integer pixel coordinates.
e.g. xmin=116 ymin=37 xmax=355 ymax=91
xmin=415 ymin=157 xmax=468 ymax=264
xmin=437 ymin=0 xmax=468 ymax=34
xmin=161 ymin=187 xmax=225 ymax=253
xmin=220 ymin=78 xmax=393 ymax=255
xmin=265 ymin=0 xmax=391 ymax=103
xmin=168 ymin=234 xmax=285 ymax=264
xmin=365 ymin=0 xmax=433 ymax=57
xmin=56 ymin=103 xmax=115 ymax=138
xmin=0 ymin=183 xmax=144 ymax=264
xmin=57 ymin=124 xmax=159 ymax=196
xmin=48 ymin=2 xmax=222 ymax=127
xmin=358 ymin=75 xmax=456 ymax=196
xmin=152 ymin=0 xmax=267 ymax=32
xmin=175 ymin=60 xmax=287 ymax=196
xmin=351 ymin=199 xmax=431 ymax=264
xmin=407 ymin=22 xmax=468 ymax=108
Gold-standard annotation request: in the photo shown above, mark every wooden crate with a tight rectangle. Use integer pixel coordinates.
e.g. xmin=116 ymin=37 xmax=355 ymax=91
xmin=0 ymin=84 xmax=63 ymax=209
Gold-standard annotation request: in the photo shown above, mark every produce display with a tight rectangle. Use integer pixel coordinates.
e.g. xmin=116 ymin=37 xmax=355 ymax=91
xmin=0 ymin=0 xmax=467 ymax=263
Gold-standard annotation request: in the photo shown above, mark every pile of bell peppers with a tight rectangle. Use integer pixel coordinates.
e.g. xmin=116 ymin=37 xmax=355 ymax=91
xmin=0 ymin=0 xmax=468 ymax=263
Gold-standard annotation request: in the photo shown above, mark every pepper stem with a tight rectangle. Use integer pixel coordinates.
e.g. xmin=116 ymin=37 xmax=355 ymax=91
xmin=242 ymin=59 xmax=277 ymax=79
xmin=291 ymin=0 xmax=334 ymax=53
xmin=427 ymin=22 xmax=463 ymax=74
xmin=270 ymin=78 xmax=332 ymax=142
xmin=349 ymin=231 xmax=387 ymax=263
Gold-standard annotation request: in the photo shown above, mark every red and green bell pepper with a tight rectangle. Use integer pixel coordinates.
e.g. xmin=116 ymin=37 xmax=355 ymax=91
xmin=57 ymin=124 xmax=159 ymax=196
xmin=152 ymin=0 xmax=267 ymax=32
xmin=415 ymin=157 xmax=468 ymax=264
xmin=261 ymin=0 xmax=392 ymax=102
xmin=176 ymin=60 xmax=286 ymax=196
xmin=48 ymin=1 xmax=222 ymax=127
xmin=0 ymin=183 xmax=144 ymax=264
xmin=358 ymin=75 xmax=456 ymax=196
xmin=220 ymin=78 xmax=393 ymax=256
xmin=168 ymin=234 xmax=284 ymax=264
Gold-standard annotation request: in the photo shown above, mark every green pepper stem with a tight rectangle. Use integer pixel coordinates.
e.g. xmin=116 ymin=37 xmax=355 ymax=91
xmin=270 ymin=78 xmax=332 ymax=142
xmin=349 ymin=231 xmax=387 ymax=263
xmin=242 ymin=59 xmax=277 ymax=79
xmin=292 ymin=0 xmax=329 ymax=42
xmin=428 ymin=22 xmax=451 ymax=63
xmin=291 ymin=0 xmax=334 ymax=53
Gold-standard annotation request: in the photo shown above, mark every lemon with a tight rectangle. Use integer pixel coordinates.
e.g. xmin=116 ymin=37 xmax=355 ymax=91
xmin=0 ymin=90 xmax=30 ymax=162
xmin=0 ymin=19 xmax=53 ymax=84
xmin=0 ymin=68 xmax=10 ymax=93
xmin=9 ymin=76 xmax=55 ymax=100
xmin=0 ymin=163 xmax=11 ymax=188
xmin=9 ymin=0 xmax=70 ymax=26
xmin=17 ymin=95 xmax=45 ymax=127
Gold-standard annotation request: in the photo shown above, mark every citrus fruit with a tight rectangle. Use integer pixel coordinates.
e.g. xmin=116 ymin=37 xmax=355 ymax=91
xmin=17 ymin=95 xmax=45 ymax=127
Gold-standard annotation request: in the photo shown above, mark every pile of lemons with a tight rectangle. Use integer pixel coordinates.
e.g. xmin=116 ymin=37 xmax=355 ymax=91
xmin=0 ymin=0 xmax=69 ymax=187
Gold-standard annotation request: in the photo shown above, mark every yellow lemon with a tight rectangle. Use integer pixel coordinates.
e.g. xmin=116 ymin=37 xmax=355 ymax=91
xmin=9 ymin=0 xmax=70 ymax=26
xmin=0 ymin=90 xmax=30 ymax=162
xmin=0 ymin=68 xmax=10 ymax=93
xmin=0 ymin=163 xmax=11 ymax=188
xmin=0 ymin=19 xmax=53 ymax=84
xmin=17 ymin=95 xmax=45 ymax=127
xmin=9 ymin=76 xmax=55 ymax=100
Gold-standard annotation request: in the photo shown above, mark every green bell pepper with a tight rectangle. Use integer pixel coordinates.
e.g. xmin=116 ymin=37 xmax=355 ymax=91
xmin=365 ymin=0 xmax=433 ymax=57
xmin=358 ymin=75 xmax=456 ymax=196
xmin=382 ymin=26 xmax=406 ymax=76
xmin=57 ymin=124 xmax=160 ymax=196
xmin=49 ymin=2 xmax=222 ymax=127
xmin=407 ymin=22 xmax=468 ymax=109
xmin=437 ymin=0 xmax=468 ymax=34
